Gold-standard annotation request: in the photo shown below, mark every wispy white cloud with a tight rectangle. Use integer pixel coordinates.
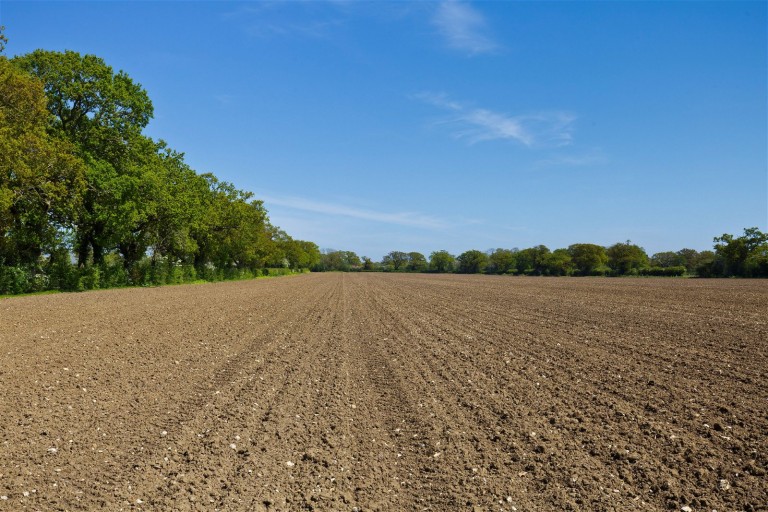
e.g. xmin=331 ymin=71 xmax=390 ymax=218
xmin=262 ymin=194 xmax=449 ymax=229
xmin=432 ymin=0 xmax=497 ymax=55
xmin=416 ymin=92 xmax=575 ymax=148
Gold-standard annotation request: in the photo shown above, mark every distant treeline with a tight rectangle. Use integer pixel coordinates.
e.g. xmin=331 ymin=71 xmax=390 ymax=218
xmin=315 ymin=227 xmax=768 ymax=278
xmin=1 ymin=44 xmax=320 ymax=294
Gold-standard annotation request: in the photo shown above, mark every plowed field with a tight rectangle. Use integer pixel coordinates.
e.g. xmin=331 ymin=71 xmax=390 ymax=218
xmin=0 ymin=273 xmax=766 ymax=511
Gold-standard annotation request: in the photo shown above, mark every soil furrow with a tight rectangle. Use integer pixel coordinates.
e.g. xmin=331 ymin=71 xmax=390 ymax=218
xmin=0 ymin=273 xmax=765 ymax=511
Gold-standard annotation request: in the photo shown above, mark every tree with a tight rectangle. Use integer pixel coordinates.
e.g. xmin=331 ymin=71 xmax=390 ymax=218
xmin=316 ymin=250 xmax=361 ymax=271
xmin=344 ymin=251 xmax=362 ymax=269
xmin=486 ymin=248 xmax=517 ymax=274
xmin=148 ymin=146 xmax=209 ymax=264
xmin=713 ymin=227 xmax=768 ymax=277
xmin=650 ymin=251 xmax=684 ymax=268
xmin=457 ymin=250 xmax=488 ymax=274
xmin=516 ymin=245 xmax=550 ymax=275
xmin=318 ymin=250 xmax=343 ymax=271
xmin=13 ymin=50 xmax=154 ymax=266
xmin=745 ymin=245 xmax=768 ymax=278
xmin=1 ymin=47 xmax=307 ymax=291
xmin=111 ymin=136 xmax=171 ymax=269
xmin=542 ymin=248 xmax=573 ymax=276
xmin=282 ymin=240 xmax=320 ymax=270
xmin=12 ymin=50 xmax=152 ymax=151
xmin=675 ymin=248 xmax=700 ymax=274
xmin=0 ymin=57 xmax=86 ymax=267
xmin=568 ymin=243 xmax=608 ymax=276
xmin=407 ymin=252 xmax=428 ymax=272
xmin=382 ymin=250 xmax=408 ymax=271
xmin=187 ymin=175 xmax=267 ymax=271
xmin=429 ymin=250 xmax=455 ymax=273
xmin=606 ymin=241 xmax=649 ymax=275
xmin=694 ymin=250 xmax=718 ymax=277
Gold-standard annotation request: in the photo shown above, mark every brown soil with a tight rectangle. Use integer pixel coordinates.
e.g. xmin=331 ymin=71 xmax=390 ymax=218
xmin=0 ymin=273 xmax=766 ymax=511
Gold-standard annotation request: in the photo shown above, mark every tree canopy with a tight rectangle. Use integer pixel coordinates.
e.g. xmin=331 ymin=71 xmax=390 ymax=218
xmin=606 ymin=241 xmax=649 ymax=276
xmin=0 ymin=56 xmax=85 ymax=268
xmin=12 ymin=50 xmax=153 ymax=151
xmin=382 ymin=251 xmax=408 ymax=271
xmin=568 ymin=243 xmax=608 ymax=276
xmin=358 ymin=231 xmax=764 ymax=279
xmin=710 ymin=227 xmax=768 ymax=277
xmin=487 ymin=248 xmax=517 ymax=275
xmin=457 ymin=250 xmax=488 ymax=274
xmin=1 ymin=49 xmax=316 ymax=294
xmin=429 ymin=250 xmax=456 ymax=273
xmin=407 ymin=252 xmax=428 ymax=272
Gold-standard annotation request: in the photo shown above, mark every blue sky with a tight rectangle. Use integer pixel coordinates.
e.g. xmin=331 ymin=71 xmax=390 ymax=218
xmin=2 ymin=1 xmax=766 ymax=259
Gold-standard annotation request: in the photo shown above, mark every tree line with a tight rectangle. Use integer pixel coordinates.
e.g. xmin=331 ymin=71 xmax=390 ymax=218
xmin=2 ymin=36 xmax=764 ymax=295
xmin=1 ymin=42 xmax=320 ymax=294
xmin=316 ymin=227 xmax=768 ymax=278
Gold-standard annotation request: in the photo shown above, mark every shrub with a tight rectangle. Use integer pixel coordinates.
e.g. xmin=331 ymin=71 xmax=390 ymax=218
xmin=78 ymin=265 xmax=101 ymax=291
xmin=99 ymin=259 xmax=129 ymax=288
xmin=639 ymin=266 xmax=686 ymax=277
xmin=47 ymin=257 xmax=79 ymax=291
xmin=181 ymin=264 xmax=197 ymax=282
xmin=168 ymin=261 xmax=184 ymax=284
xmin=31 ymin=271 xmax=50 ymax=292
xmin=0 ymin=266 xmax=30 ymax=295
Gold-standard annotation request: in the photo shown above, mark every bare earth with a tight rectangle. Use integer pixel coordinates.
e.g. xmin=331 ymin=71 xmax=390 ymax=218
xmin=0 ymin=273 xmax=766 ymax=512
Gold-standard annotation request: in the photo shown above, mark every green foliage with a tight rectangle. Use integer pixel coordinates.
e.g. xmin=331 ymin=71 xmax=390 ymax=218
xmin=0 ymin=57 xmax=86 ymax=267
xmin=639 ymin=266 xmax=686 ymax=277
xmin=0 ymin=49 xmax=311 ymax=294
xmin=429 ymin=250 xmax=455 ymax=273
xmin=607 ymin=241 xmax=649 ymax=275
xmin=283 ymin=239 xmax=321 ymax=270
xmin=456 ymin=250 xmax=488 ymax=274
xmin=486 ymin=248 xmax=517 ymax=274
xmin=378 ymin=251 xmax=429 ymax=272
xmin=407 ymin=252 xmax=428 ymax=272
xmin=650 ymin=251 xmax=684 ymax=268
xmin=568 ymin=243 xmax=608 ymax=276
xmin=361 ymin=256 xmax=375 ymax=271
xmin=694 ymin=251 xmax=717 ymax=277
xmin=314 ymin=250 xmax=362 ymax=272
xmin=542 ymin=248 xmax=573 ymax=276
xmin=675 ymin=248 xmax=701 ymax=273
xmin=744 ymin=249 xmax=768 ymax=277
xmin=516 ymin=245 xmax=550 ymax=275
xmin=346 ymin=252 xmax=362 ymax=268
xmin=261 ymin=267 xmax=299 ymax=277
xmin=713 ymin=227 xmax=768 ymax=277
xmin=318 ymin=233 xmax=765 ymax=279
xmin=12 ymin=50 xmax=153 ymax=151
xmin=79 ymin=265 xmax=101 ymax=291
xmin=0 ymin=264 xmax=31 ymax=294
xmin=45 ymin=249 xmax=79 ymax=291
xmin=382 ymin=251 xmax=408 ymax=271
xmin=98 ymin=254 xmax=129 ymax=288
xmin=12 ymin=50 xmax=154 ymax=266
